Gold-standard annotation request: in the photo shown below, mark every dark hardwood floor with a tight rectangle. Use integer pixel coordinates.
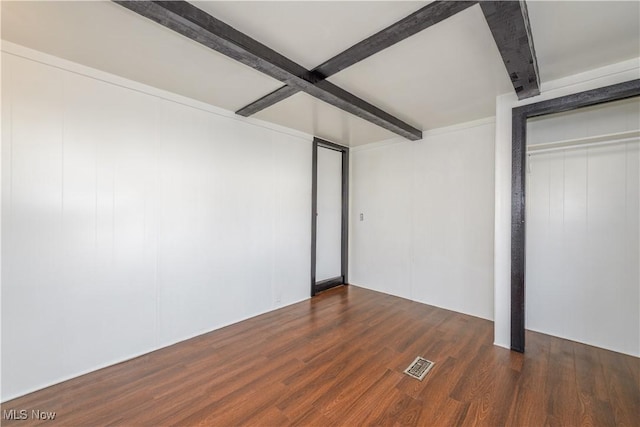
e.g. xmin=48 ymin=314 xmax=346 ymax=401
xmin=2 ymin=285 xmax=639 ymax=426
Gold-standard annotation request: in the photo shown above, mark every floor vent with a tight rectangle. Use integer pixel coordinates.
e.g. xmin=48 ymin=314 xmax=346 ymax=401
xmin=403 ymin=356 xmax=434 ymax=381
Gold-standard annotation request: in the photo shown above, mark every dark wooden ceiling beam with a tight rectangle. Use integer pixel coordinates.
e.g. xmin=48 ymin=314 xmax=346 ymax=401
xmin=114 ymin=0 xmax=422 ymax=140
xmin=236 ymin=1 xmax=478 ymax=117
xmin=480 ymin=0 xmax=540 ymax=99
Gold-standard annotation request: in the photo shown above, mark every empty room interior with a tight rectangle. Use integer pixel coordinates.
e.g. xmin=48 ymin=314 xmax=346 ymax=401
xmin=1 ymin=0 xmax=639 ymax=425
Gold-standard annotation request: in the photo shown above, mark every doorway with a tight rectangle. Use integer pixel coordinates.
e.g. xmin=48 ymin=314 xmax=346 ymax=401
xmin=510 ymin=79 xmax=640 ymax=352
xmin=311 ymin=137 xmax=349 ymax=296
xmin=525 ymin=99 xmax=639 ymax=355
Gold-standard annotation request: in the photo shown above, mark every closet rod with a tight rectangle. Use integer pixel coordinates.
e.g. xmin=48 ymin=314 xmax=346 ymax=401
xmin=527 ymin=136 xmax=639 ymax=155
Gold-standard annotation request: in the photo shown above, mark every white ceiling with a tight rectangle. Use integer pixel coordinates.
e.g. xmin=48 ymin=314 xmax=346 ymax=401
xmin=253 ymin=91 xmax=398 ymax=145
xmin=194 ymin=1 xmax=427 ymax=71
xmin=0 ymin=0 xmax=282 ymax=112
xmin=2 ymin=1 xmax=639 ymax=146
xmin=326 ymin=4 xmax=512 ymax=132
xmin=527 ymin=1 xmax=640 ymax=82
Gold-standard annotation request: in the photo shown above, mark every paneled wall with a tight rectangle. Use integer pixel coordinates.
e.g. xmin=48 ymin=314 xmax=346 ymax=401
xmin=525 ymin=99 xmax=640 ymax=356
xmin=350 ymin=120 xmax=496 ymax=321
xmin=1 ymin=50 xmax=312 ymax=400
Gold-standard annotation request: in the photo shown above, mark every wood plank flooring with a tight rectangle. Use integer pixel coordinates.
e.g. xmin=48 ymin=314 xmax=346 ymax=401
xmin=2 ymin=285 xmax=639 ymax=426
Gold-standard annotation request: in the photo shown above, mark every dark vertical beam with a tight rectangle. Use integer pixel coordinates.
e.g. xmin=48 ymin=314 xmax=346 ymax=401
xmin=236 ymin=1 xmax=478 ymax=116
xmin=511 ymin=107 xmax=527 ymax=353
xmin=310 ymin=140 xmax=318 ymax=297
xmin=480 ymin=1 xmax=540 ymax=99
xmin=114 ymin=0 xmax=421 ymax=141
xmin=510 ymin=79 xmax=640 ymax=353
xmin=341 ymin=146 xmax=350 ymax=285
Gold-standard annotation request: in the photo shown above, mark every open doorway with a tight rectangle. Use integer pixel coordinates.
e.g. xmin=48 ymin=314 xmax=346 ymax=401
xmin=311 ymin=138 xmax=349 ymax=296
xmin=510 ymin=79 xmax=640 ymax=352
xmin=525 ymin=98 xmax=639 ymax=355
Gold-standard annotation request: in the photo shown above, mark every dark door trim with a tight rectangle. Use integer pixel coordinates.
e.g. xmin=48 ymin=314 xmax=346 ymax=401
xmin=510 ymin=79 xmax=640 ymax=352
xmin=311 ymin=137 xmax=349 ymax=296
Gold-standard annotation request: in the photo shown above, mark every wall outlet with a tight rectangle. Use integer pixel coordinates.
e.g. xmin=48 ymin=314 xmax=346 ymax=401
xmin=360 ymin=213 xmax=364 ymax=221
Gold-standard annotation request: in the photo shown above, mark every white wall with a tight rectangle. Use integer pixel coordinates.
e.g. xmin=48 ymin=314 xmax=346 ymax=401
xmin=1 ymin=44 xmax=312 ymax=401
xmin=527 ymin=98 xmax=640 ymax=146
xmin=493 ymin=57 xmax=640 ymax=349
xmin=527 ymin=140 xmax=639 ymax=355
xmin=350 ymin=119 xmax=496 ymax=320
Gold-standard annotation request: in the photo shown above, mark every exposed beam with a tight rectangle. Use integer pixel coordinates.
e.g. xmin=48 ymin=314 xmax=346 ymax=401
xmin=517 ymin=78 xmax=640 ymax=118
xmin=480 ymin=1 xmax=540 ymax=100
xmin=237 ymin=1 xmax=478 ymax=117
xmin=115 ymin=0 xmax=422 ymax=141
xmin=237 ymin=86 xmax=300 ymax=118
